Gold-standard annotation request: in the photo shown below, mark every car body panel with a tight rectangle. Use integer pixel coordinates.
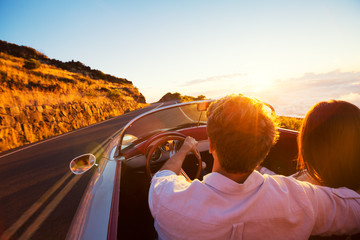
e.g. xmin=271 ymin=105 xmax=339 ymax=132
xmin=66 ymin=138 xmax=120 ymax=240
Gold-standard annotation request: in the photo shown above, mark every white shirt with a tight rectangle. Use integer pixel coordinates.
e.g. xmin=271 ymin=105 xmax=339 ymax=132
xmin=259 ymin=166 xmax=321 ymax=185
xmin=149 ymin=170 xmax=360 ymax=240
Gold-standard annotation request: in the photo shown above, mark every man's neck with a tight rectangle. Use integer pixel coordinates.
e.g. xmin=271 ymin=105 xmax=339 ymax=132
xmin=210 ymin=150 xmax=252 ymax=184
xmin=214 ymin=168 xmax=252 ymax=184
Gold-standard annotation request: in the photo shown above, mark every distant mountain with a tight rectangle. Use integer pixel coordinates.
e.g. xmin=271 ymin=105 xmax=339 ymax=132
xmin=158 ymin=92 xmax=206 ymax=103
xmin=0 ymin=40 xmax=147 ymax=152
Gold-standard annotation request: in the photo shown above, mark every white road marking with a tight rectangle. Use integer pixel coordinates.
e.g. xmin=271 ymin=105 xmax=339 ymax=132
xmin=152 ymin=102 xmax=164 ymax=110
xmin=0 ymin=104 xmax=156 ymax=159
xmin=178 ymin=106 xmax=196 ymax=122
xmin=0 ymin=102 xmax=164 ymax=239
xmin=0 ymin=115 xmax=119 ymax=159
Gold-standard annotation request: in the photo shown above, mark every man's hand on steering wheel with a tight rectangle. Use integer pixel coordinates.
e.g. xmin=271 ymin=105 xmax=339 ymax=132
xmin=177 ymin=136 xmax=200 ymax=160
xmin=146 ymin=135 xmax=202 ymax=180
xmin=159 ymin=136 xmax=198 ymax=174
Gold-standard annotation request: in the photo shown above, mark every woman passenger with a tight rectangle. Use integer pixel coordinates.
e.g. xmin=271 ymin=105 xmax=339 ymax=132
xmin=295 ymin=100 xmax=360 ymax=191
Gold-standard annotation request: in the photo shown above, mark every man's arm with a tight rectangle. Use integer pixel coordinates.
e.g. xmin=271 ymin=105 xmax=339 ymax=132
xmin=307 ymin=184 xmax=360 ymax=235
xmin=160 ymin=136 xmax=199 ymax=175
xmin=149 ymin=137 xmax=198 ymax=218
xmin=257 ymin=165 xmax=322 ymax=185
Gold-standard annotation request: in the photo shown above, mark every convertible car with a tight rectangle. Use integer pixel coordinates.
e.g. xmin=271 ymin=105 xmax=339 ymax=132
xmin=66 ymin=100 xmax=352 ymax=240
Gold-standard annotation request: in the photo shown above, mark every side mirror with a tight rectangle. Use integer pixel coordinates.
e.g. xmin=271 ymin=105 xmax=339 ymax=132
xmin=70 ymin=154 xmax=97 ymax=175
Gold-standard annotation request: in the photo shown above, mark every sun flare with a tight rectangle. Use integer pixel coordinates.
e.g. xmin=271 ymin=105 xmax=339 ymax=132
xmin=229 ymin=73 xmax=275 ymax=95
xmin=249 ymin=73 xmax=274 ymax=92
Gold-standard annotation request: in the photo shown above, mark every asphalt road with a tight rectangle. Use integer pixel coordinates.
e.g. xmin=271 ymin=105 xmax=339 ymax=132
xmin=0 ymin=102 xmax=170 ymax=240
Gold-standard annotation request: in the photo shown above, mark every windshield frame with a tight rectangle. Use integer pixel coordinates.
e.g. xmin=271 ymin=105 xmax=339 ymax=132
xmin=114 ymin=100 xmax=214 ymax=158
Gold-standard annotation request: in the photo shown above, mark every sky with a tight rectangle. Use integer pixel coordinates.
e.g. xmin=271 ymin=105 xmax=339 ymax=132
xmin=1 ymin=0 xmax=360 ymax=116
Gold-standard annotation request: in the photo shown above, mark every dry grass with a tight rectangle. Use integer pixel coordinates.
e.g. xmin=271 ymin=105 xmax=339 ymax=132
xmin=0 ymin=52 xmax=143 ymax=109
xmin=277 ymin=116 xmax=303 ymax=131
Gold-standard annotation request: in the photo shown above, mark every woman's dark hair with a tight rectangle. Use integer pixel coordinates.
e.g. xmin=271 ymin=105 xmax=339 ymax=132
xmin=297 ymin=100 xmax=360 ymax=190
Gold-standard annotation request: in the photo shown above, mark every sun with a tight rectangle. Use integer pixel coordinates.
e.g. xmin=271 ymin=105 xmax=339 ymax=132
xmin=249 ymin=73 xmax=274 ymax=92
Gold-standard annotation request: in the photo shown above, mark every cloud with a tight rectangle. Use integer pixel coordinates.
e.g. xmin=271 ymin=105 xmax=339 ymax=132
xmin=182 ymin=73 xmax=247 ymax=87
xmin=339 ymin=93 xmax=360 ymax=107
xmin=257 ymin=70 xmax=360 ymax=117
xmin=173 ymin=69 xmax=360 ymax=117
xmin=273 ymin=70 xmax=360 ymax=92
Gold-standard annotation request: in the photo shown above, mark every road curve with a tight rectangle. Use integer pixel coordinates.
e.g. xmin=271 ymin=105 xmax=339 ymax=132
xmin=0 ymin=102 xmax=172 ymax=240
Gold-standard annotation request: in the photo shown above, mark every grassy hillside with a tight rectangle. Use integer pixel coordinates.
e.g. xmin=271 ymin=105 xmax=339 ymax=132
xmin=0 ymin=40 xmax=147 ymax=152
xmin=0 ymin=53 xmax=144 ymax=109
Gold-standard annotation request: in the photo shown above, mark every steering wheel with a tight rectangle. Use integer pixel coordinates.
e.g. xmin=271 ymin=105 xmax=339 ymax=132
xmin=146 ymin=135 xmax=202 ymax=180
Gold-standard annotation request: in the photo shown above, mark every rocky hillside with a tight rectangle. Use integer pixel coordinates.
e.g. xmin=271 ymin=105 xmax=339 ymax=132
xmin=0 ymin=40 xmax=147 ymax=152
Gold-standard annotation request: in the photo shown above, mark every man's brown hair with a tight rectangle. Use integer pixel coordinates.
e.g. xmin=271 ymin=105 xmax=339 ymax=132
xmin=206 ymin=94 xmax=277 ymax=173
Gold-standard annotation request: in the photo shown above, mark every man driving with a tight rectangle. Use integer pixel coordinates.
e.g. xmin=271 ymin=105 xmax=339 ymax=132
xmin=148 ymin=94 xmax=360 ymax=239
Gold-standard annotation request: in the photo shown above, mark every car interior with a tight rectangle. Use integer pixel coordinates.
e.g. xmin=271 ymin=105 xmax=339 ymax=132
xmin=115 ymin=101 xmax=358 ymax=240
xmin=117 ymin=128 xmax=299 ymax=239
